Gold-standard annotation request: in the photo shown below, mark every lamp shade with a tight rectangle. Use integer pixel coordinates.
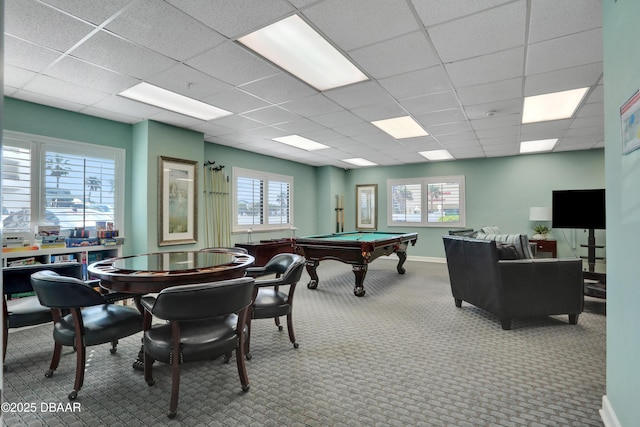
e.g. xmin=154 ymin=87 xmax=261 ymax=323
xmin=529 ymin=206 xmax=552 ymax=221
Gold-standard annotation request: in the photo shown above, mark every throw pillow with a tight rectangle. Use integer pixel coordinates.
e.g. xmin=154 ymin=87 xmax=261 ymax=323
xmin=495 ymin=242 xmax=519 ymax=260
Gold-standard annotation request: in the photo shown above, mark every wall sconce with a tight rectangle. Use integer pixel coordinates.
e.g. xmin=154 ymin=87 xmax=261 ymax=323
xmin=529 ymin=207 xmax=552 ymax=239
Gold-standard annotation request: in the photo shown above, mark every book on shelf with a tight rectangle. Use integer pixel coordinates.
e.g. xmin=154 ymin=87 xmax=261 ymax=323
xmin=37 ymin=225 xmax=61 ymax=236
xmin=2 ymin=245 xmax=39 ymax=253
xmin=100 ymin=237 xmax=125 ymax=246
xmin=51 ymin=254 xmax=77 ymax=263
xmin=7 ymin=257 xmax=38 ymax=267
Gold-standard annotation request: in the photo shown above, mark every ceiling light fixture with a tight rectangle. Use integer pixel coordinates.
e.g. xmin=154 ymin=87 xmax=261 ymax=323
xmin=118 ymin=82 xmax=231 ymax=120
xmin=522 ymin=87 xmax=589 ymax=124
xmin=273 ymin=135 xmax=330 ymax=151
xmin=419 ymin=149 xmax=454 ymax=161
xmin=238 ymin=15 xmax=368 ymax=91
xmin=342 ymin=158 xmax=378 ymax=167
xmin=371 ymin=116 xmax=428 ymax=139
xmin=519 ymin=138 xmax=558 ymax=154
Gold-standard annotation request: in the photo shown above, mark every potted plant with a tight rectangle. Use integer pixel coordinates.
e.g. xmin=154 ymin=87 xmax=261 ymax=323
xmin=532 ymin=224 xmax=551 ymax=240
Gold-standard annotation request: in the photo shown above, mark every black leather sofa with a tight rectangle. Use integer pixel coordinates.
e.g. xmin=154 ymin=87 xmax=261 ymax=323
xmin=442 ymin=235 xmax=584 ymax=330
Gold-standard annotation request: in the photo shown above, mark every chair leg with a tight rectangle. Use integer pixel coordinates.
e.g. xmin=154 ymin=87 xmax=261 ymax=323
xmin=3 ymin=312 xmax=8 ymax=372
xmin=70 ymin=339 xmax=85 ymax=400
xmin=45 ymin=342 xmax=63 ymax=378
xmin=244 ymin=316 xmax=253 ymax=360
xmin=167 ymin=324 xmax=182 ymax=419
xmin=110 ymin=340 xmax=118 ymax=354
xmin=286 ymin=313 xmax=298 ymax=349
xmin=143 ymin=351 xmax=155 ymax=387
xmin=274 ymin=316 xmax=282 ymax=331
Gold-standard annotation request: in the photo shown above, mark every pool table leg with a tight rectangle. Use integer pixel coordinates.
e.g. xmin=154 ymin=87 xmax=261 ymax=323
xmin=396 ymin=250 xmax=407 ymax=274
xmin=305 ymin=260 xmax=320 ymax=289
xmin=352 ymin=264 xmax=368 ymax=297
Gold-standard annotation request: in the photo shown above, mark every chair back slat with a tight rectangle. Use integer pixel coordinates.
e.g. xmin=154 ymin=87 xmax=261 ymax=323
xmin=151 ymin=277 xmax=255 ymax=321
xmin=30 ymin=270 xmax=105 ymax=309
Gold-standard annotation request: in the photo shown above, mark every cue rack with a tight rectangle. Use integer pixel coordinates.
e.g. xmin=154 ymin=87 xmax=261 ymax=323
xmin=204 ymin=161 xmax=231 ymax=247
xmin=335 ymin=194 xmax=344 ymax=233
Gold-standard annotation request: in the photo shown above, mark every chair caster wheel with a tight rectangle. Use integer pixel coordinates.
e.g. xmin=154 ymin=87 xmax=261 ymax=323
xmin=110 ymin=347 xmax=117 ymax=354
xmin=245 ymin=352 xmax=252 ymax=360
xmin=293 ymin=343 xmax=299 ymax=349
xmin=278 ymin=325 xmax=283 ymax=331
xmin=146 ymin=379 xmax=155 ymax=386
xmin=167 ymin=411 xmax=176 ymax=419
xmin=45 ymin=369 xmax=54 ymax=378
xmin=68 ymin=390 xmax=77 ymax=400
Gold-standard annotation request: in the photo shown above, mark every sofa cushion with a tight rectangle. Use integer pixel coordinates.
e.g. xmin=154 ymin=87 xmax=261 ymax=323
xmin=480 ymin=226 xmax=501 ymax=235
xmin=495 ymin=243 xmax=519 ymax=260
xmin=475 ymin=233 xmax=534 ymax=259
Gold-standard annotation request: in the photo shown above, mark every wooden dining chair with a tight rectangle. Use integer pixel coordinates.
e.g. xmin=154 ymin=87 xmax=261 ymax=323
xmin=140 ymin=277 xmax=255 ymax=419
xmin=30 ymin=270 xmax=143 ymax=400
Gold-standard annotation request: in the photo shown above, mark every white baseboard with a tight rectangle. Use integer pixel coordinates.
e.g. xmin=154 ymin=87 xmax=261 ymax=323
xmin=600 ymin=395 xmax=622 ymax=427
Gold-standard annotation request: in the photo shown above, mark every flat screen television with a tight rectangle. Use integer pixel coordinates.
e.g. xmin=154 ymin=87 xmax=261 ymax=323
xmin=552 ymin=189 xmax=606 ymax=229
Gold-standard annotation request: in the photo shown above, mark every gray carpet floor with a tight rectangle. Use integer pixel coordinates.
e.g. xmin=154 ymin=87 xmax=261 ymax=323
xmin=2 ymin=260 xmax=606 ymax=426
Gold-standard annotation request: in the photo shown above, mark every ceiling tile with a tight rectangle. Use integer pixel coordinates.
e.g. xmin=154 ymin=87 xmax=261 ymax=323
xmin=311 ymin=110 xmax=364 ymax=128
xmin=524 ymin=62 xmax=603 ymax=96
xmin=238 ymin=73 xmax=317 ymax=104
xmin=23 ymin=75 xmax=110 ymax=105
xmin=427 ymin=1 xmax=526 ymax=62
xmin=412 ymin=0 xmax=513 ymax=27
xmin=187 ymin=41 xmax=279 ymax=86
xmin=4 ymin=66 xmax=37 ymax=89
xmin=324 ymin=81 xmax=394 ymax=110
xmin=71 ymin=30 xmax=178 ymax=79
xmin=4 ymin=35 xmax=63 ymax=73
xmin=457 ymin=78 xmax=523 ymax=106
xmin=105 ymin=0 xmax=226 ymax=61
xmin=349 ymin=31 xmax=439 ymax=79
xmin=280 ymin=94 xmax=343 ymax=117
xmin=445 ymin=47 xmax=524 ymax=88
xmin=303 ymin=0 xmax=419 ymax=51
xmin=5 ymin=0 xmax=95 ymax=51
xmin=399 ymin=91 xmax=461 ymax=116
xmin=40 ymin=0 xmax=132 ymax=26
xmin=44 ymin=56 xmax=139 ymax=94
xmin=147 ymin=64 xmax=231 ymax=100
xmin=414 ymin=108 xmax=468 ymax=127
xmin=241 ymin=106 xmax=301 ymax=125
xmin=167 ymin=0 xmax=294 ymax=39
xmin=350 ymin=101 xmax=406 ymax=122
xmin=378 ymin=66 xmax=452 ymax=100
xmin=203 ymin=88 xmax=270 ymax=114
xmin=526 ymin=29 xmax=602 ymax=75
xmin=528 ymin=0 xmax=601 ymax=44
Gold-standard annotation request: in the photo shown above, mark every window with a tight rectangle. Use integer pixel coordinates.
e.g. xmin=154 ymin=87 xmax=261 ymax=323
xmin=232 ymin=167 xmax=293 ymax=232
xmin=387 ymin=175 xmax=465 ymax=227
xmin=2 ymin=131 xmax=125 ymax=236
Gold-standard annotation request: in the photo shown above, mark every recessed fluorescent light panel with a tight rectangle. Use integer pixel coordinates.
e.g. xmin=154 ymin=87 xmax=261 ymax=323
xmin=519 ymin=138 xmax=558 ymax=154
xmin=371 ymin=116 xmax=428 ymax=139
xmin=522 ymin=87 xmax=589 ymax=124
xmin=273 ymin=135 xmax=329 ymax=151
xmin=238 ymin=15 xmax=368 ymax=91
xmin=342 ymin=158 xmax=378 ymax=167
xmin=119 ymin=82 xmax=231 ymax=120
xmin=419 ymin=149 xmax=454 ymax=161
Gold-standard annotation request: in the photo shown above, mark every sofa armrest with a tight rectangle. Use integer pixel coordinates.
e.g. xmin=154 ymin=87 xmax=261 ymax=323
xmin=498 ymin=258 xmax=583 ymax=317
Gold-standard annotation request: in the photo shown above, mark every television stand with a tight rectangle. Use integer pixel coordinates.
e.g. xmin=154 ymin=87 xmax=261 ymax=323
xmin=580 ymin=228 xmax=606 ymax=298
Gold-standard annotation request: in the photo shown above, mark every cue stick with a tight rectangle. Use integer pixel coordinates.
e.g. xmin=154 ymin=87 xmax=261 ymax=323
xmin=340 ymin=195 xmax=344 ymax=232
xmin=336 ymin=194 xmax=340 ymax=233
xmin=204 ymin=166 xmax=210 ymax=247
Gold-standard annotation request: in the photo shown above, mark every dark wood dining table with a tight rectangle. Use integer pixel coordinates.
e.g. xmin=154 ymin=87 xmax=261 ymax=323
xmin=87 ymin=249 xmax=255 ymax=369
xmin=88 ymin=250 xmax=255 ymax=294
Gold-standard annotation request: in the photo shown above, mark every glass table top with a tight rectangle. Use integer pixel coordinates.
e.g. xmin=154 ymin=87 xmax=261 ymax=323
xmin=112 ymin=251 xmax=237 ymax=273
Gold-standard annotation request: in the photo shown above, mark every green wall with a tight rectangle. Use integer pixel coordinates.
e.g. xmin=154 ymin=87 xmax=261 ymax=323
xmin=603 ymin=1 xmax=640 ymax=425
xmin=3 ymin=97 xmax=606 ymax=262
xmin=345 ymin=150 xmax=605 ymax=260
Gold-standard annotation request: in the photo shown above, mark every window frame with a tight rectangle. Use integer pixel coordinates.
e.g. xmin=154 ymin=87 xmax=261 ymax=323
xmin=232 ymin=166 xmax=294 ymax=233
xmin=387 ymin=175 xmax=466 ymax=228
xmin=2 ymin=130 xmax=126 ymax=237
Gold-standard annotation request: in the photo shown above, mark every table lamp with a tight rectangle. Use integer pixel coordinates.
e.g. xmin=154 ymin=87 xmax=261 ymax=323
xmin=529 ymin=207 xmax=552 ymax=239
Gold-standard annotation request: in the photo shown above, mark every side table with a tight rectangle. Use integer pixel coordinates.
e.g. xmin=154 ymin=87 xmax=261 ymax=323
xmin=530 ymin=239 xmax=557 ymax=258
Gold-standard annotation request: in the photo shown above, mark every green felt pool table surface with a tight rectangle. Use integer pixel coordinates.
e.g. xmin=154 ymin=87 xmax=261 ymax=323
xmin=294 ymin=231 xmax=418 ymax=297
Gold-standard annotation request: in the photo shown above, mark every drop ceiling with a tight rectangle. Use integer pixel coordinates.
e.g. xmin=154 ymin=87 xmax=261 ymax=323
xmin=3 ymin=0 xmax=604 ymax=168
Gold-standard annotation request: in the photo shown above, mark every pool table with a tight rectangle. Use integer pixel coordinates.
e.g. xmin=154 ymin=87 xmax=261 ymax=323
xmin=294 ymin=231 xmax=418 ymax=297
